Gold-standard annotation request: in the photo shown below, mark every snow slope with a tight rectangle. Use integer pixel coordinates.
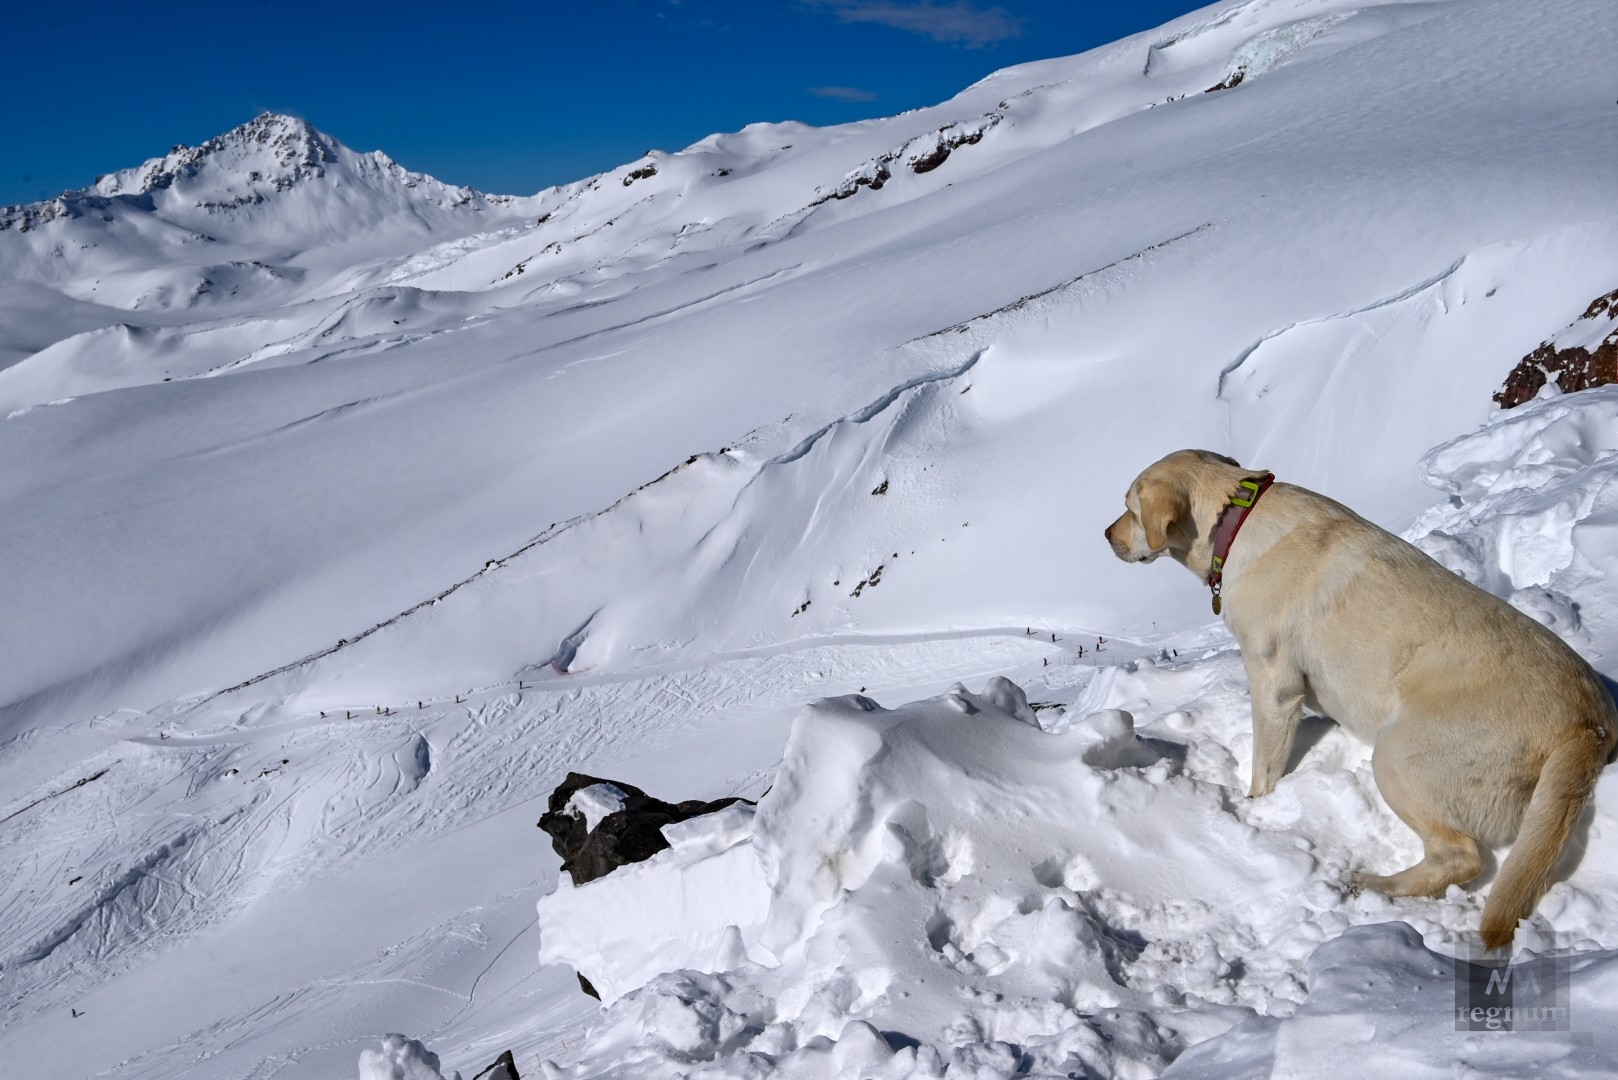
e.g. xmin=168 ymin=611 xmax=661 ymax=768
xmin=0 ymin=0 xmax=1615 ymax=1075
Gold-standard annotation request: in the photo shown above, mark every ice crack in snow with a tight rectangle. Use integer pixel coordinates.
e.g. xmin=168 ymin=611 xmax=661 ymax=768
xmin=1216 ymin=253 xmax=1468 ymax=398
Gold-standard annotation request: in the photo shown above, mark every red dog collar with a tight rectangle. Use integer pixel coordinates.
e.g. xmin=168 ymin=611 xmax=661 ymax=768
xmin=1207 ymin=473 xmax=1274 ymax=614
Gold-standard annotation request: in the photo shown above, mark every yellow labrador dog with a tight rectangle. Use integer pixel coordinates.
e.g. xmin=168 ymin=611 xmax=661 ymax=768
xmin=1105 ymin=449 xmax=1616 ymax=948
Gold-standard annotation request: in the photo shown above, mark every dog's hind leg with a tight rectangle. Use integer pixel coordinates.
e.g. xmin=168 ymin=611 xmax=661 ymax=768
xmin=1350 ymin=720 xmax=1484 ymax=897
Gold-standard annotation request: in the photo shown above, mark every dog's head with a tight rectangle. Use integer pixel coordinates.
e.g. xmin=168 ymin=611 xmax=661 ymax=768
xmin=1104 ymin=449 xmax=1246 ymax=566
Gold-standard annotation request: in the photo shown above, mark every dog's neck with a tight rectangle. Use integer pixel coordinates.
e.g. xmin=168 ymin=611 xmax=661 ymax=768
xmin=1170 ymin=475 xmax=1276 ymax=590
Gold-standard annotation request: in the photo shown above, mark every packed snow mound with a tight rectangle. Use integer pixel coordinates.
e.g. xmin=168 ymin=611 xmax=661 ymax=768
xmin=1408 ymin=383 xmax=1618 ymax=642
xmin=538 ymin=803 xmax=770 ymax=1005
xmin=358 ymin=1033 xmax=457 ymax=1080
xmin=532 ymin=387 xmax=1618 ymax=1077
xmin=1166 ymin=922 xmax=1618 ymax=1078
xmin=535 ymin=666 xmax=1618 ymax=1078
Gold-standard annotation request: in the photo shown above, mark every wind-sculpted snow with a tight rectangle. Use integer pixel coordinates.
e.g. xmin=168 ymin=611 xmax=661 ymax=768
xmin=1217 ymin=223 xmax=1618 ymax=518
xmin=358 ymin=1033 xmax=454 ymax=1080
xmin=1166 ymin=923 xmax=1618 ymax=1078
xmin=1408 ymin=383 xmax=1618 ymax=639
xmin=1 ymin=0 xmax=1616 ymax=1074
xmin=1145 ymin=1 xmax=1446 ymax=91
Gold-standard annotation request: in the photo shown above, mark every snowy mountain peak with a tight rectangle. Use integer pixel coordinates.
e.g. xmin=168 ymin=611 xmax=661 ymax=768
xmin=0 ymin=112 xmax=536 ymax=308
xmin=0 ymin=111 xmax=512 ymax=242
xmin=92 ymin=112 xmax=341 ymax=199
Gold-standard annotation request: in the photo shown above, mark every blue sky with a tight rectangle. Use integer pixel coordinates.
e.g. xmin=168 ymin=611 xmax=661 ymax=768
xmin=1 ymin=0 xmax=1209 ymax=207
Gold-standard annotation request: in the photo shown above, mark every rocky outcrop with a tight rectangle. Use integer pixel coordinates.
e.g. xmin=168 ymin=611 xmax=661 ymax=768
xmin=538 ymin=772 xmax=750 ymax=887
xmin=809 ymin=113 xmax=1001 ymax=205
xmin=470 ymin=1049 xmax=521 ymax=1080
xmin=622 ymin=163 xmax=658 ymax=187
xmin=907 ymin=125 xmax=988 ymax=175
xmin=1494 ymin=287 xmax=1618 ymax=408
xmin=538 ymin=772 xmax=756 ymax=1000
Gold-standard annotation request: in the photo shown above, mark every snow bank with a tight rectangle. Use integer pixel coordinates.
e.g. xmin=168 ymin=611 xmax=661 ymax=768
xmin=538 ymin=804 xmax=771 ymax=1005
xmin=536 ymin=664 xmax=1611 ymax=1077
xmin=1410 ymin=383 xmax=1618 ymax=617
xmin=534 ymin=387 xmax=1618 ymax=1077
xmin=358 ymin=1034 xmax=457 ymax=1080
xmin=1167 ymin=922 xmax=1618 ymax=1079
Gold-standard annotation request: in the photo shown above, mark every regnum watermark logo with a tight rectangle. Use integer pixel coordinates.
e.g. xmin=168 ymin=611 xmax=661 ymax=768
xmin=1454 ymin=936 xmax=1572 ymax=1032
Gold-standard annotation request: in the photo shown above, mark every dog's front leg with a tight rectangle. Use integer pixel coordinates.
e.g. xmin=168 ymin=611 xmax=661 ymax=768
xmin=1244 ymin=660 xmax=1306 ymax=798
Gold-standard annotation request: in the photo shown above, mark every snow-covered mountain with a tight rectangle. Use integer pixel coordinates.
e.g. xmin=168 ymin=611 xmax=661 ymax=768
xmin=1 ymin=0 xmax=1615 ymax=1076
xmin=0 ymin=111 xmax=535 ymax=328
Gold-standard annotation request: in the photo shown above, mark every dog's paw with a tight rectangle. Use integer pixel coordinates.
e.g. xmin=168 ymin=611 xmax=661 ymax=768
xmin=1343 ymin=869 xmax=1389 ymax=896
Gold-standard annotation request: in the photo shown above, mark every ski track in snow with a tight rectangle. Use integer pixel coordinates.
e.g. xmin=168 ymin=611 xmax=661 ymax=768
xmin=0 ymin=632 xmax=1073 ymax=1066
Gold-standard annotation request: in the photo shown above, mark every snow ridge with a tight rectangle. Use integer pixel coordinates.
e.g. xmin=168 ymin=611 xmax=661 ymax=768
xmin=1 ymin=113 xmax=494 ymax=230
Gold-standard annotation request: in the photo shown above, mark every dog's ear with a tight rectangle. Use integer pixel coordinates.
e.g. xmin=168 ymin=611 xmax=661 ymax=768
xmin=1140 ymin=478 xmax=1189 ymax=551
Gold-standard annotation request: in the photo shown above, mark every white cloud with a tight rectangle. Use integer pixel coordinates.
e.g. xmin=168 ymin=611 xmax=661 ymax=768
xmin=808 ymin=85 xmax=880 ymax=102
xmin=812 ymin=0 xmax=1024 ymax=47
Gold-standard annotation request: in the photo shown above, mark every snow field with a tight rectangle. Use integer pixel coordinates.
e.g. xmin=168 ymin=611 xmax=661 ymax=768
xmin=0 ymin=629 xmax=1054 ymax=1076
xmin=0 ymin=0 xmax=1614 ymax=1075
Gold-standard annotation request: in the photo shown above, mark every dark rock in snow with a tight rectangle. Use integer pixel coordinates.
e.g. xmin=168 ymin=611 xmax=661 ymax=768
xmin=908 ymin=126 xmax=985 ymax=174
xmin=538 ymin=772 xmax=750 ymax=886
xmin=622 ymin=163 xmax=658 ymax=187
xmin=471 ymin=1049 xmax=521 ymax=1079
xmin=1494 ymin=287 xmax=1618 ymax=408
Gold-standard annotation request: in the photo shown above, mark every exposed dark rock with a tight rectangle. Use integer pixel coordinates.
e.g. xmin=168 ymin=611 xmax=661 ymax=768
xmin=538 ymin=772 xmax=750 ymax=886
xmin=816 ymin=162 xmax=892 ymax=204
xmin=1494 ymin=287 xmax=1618 ymax=408
xmin=808 ymin=113 xmax=1000 ymax=208
xmin=471 ymin=1049 xmax=522 ymax=1080
xmin=909 ymin=128 xmax=985 ymax=175
xmin=1206 ymin=68 xmax=1247 ymax=93
xmin=909 ymin=145 xmax=952 ymax=174
xmin=622 ymin=163 xmax=658 ymax=187
xmin=849 ymin=564 xmax=885 ymax=597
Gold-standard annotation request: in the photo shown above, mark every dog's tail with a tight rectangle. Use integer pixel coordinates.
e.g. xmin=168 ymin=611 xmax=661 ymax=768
xmin=1480 ymin=727 xmax=1610 ymax=949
